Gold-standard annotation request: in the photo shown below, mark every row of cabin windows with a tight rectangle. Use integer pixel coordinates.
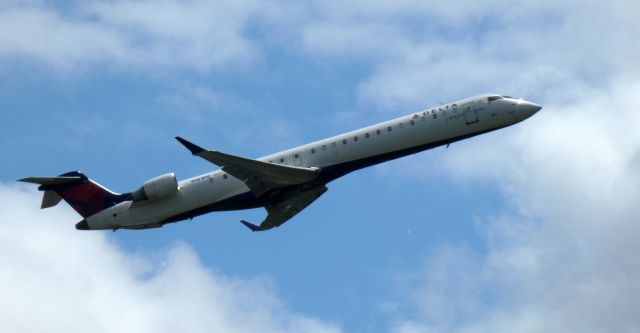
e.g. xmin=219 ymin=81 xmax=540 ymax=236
xmin=211 ymin=118 xmax=422 ymax=171
xmin=275 ymin=115 xmax=428 ymax=161
xmin=270 ymin=115 xmax=428 ymax=162
xmin=307 ymin=116 xmax=423 ymax=155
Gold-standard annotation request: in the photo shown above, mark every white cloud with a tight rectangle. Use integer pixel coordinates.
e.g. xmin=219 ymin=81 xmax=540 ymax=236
xmin=0 ymin=0 xmax=269 ymax=72
xmin=5 ymin=2 xmax=640 ymax=332
xmin=300 ymin=4 xmax=640 ymax=329
xmin=0 ymin=184 xmax=341 ymax=333
xmin=297 ymin=0 xmax=640 ymax=110
xmin=318 ymin=2 xmax=640 ymax=331
xmin=384 ymin=68 xmax=640 ymax=333
xmin=3 ymin=0 xmax=639 ymax=87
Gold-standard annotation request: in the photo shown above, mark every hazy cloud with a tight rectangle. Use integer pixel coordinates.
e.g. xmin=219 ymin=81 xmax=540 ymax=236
xmin=0 ymin=0 xmax=268 ymax=72
xmin=4 ymin=1 xmax=640 ymax=332
xmin=0 ymin=184 xmax=340 ymax=333
xmin=297 ymin=0 xmax=640 ymax=110
xmin=385 ymin=60 xmax=640 ymax=333
xmin=327 ymin=2 xmax=640 ymax=332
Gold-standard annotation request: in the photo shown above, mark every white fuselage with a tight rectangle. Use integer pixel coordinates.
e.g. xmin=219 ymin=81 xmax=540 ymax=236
xmin=86 ymin=94 xmax=539 ymax=230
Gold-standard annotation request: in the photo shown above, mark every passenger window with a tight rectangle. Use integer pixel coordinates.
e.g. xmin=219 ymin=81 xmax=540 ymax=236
xmin=376 ymin=129 xmax=381 ymax=135
xmin=354 ymin=136 xmax=358 ymax=142
xmin=332 ymin=142 xmax=337 ymax=148
xmin=280 ymin=158 xmax=284 ymax=163
xmin=387 ymin=126 xmax=392 ymax=132
xmin=342 ymin=139 xmax=347 ymax=145
xmin=322 ymin=145 xmax=327 ymax=150
xmin=410 ymin=120 xmax=415 ymax=126
xmin=294 ymin=153 xmax=299 ymax=158
xmin=311 ymin=148 xmax=315 ymax=154
xmin=365 ymin=132 xmax=370 ymax=138
xmin=223 ymin=174 xmax=228 ymax=179
xmin=399 ymin=122 xmax=404 ymax=128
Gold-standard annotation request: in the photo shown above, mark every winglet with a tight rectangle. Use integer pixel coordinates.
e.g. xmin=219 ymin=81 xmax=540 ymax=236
xmin=240 ymin=220 xmax=261 ymax=232
xmin=175 ymin=136 xmax=206 ymax=155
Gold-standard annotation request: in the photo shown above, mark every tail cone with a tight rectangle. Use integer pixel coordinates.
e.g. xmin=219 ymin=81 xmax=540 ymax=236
xmin=75 ymin=220 xmax=90 ymax=230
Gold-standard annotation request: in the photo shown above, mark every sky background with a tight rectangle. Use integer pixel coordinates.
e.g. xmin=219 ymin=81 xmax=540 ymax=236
xmin=2 ymin=1 xmax=640 ymax=332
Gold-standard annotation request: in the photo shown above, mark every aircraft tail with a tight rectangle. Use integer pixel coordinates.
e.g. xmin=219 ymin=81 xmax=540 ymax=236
xmin=19 ymin=171 xmax=123 ymax=218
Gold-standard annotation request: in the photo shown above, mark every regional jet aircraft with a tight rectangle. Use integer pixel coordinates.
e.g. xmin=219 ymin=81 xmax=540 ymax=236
xmin=20 ymin=94 xmax=541 ymax=231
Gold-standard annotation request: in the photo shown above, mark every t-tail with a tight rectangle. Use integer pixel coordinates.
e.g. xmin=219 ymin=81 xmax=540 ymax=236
xmin=19 ymin=171 xmax=124 ymax=229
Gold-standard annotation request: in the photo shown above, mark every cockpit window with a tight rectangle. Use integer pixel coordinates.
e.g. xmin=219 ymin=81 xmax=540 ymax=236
xmin=501 ymin=95 xmax=515 ymax=99
xmin=488 ymin=96 xmax=504 ymax=102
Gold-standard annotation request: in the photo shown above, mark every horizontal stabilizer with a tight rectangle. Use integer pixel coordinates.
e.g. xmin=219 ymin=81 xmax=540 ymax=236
xmin=41 ymin=190 xmax=62 ymax=208
xmin=18 ymin=176 xmax=82 ymax=186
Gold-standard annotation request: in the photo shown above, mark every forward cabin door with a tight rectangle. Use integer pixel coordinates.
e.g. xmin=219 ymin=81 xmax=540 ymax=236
xmin=463 ymin=102 xmax=479 ymax=125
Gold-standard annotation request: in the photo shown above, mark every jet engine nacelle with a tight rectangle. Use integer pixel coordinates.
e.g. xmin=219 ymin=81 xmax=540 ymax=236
xmin=132 ymin=173 xmax=178 ymax=202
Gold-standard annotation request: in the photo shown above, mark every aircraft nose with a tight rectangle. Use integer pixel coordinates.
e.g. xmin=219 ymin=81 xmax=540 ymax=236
xmin=518 ymin=100 xmax=542 ymax=114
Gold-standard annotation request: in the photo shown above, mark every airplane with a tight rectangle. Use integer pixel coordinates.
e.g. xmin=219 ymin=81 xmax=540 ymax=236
xmin=19 ymin=94 xmax=541 ymax=232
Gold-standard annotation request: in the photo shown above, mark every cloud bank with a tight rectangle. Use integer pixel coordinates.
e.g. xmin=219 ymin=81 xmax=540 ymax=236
xmin=0 ymin=184 xmax=340 ymax=333
xmin=298 ymin=0 xmax=640 ymax=109
xmin=366 ymin=1 xmax=640 ymax=329
xmin=309 ymin=1 xmax=640 ymax=332
xmin=390 ymin=79 xmax=640 ymax=332
xmin=3 ymin=1 xmax=640 ymax=332
xmin=0 ymin=0 xmax=270 ymax=72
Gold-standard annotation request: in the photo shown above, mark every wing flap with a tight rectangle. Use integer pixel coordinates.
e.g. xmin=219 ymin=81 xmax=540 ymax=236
xmin=241 ymin=186 xmax=328 ymax=231
xmin=203 ymin=150 xmax=319 ymax=184
xmin=176 ymin=136 xmax=320 ymax=196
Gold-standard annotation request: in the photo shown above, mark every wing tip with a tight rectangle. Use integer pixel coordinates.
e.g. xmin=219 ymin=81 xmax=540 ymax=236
xmin=240 ymin=220 xmax=261 ymax=232
xmin=175 ymin=136 xmax=206 ymax=155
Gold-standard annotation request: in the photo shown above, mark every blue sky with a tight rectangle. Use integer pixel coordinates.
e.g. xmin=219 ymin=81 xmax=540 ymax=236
xmin=2 ymin=1 xmax=640 ymax=332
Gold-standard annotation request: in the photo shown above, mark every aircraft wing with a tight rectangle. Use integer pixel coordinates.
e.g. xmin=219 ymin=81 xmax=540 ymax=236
xmin=176 ymin=137 xmax=321 ymax=196
xmin=241 ymin=185 xmax=328 ymax=231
